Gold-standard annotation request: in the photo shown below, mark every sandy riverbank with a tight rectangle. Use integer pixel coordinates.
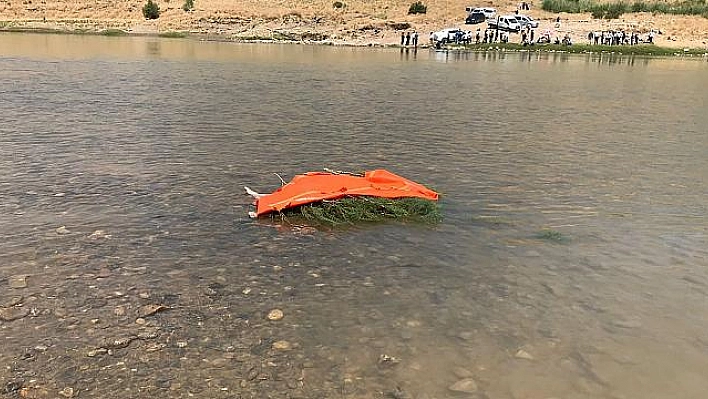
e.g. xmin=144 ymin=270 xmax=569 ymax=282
xmin=1 ymin=0 xmax=707 ymax=49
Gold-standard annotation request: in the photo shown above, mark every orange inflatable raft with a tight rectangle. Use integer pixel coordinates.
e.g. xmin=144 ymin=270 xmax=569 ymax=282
xmin=247 ymin=169 xmax=439 ymax=217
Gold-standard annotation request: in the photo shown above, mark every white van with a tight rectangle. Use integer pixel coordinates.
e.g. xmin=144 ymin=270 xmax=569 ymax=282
xmin=487 ymin=15 xmax=521 ymax=32
xmin=514 ymin=14 xmax=540 ymax=29
xmin=473 ymin=7 xmax=497 ymax=18
xmin=465 ymin=6 xmax=496 ymax=18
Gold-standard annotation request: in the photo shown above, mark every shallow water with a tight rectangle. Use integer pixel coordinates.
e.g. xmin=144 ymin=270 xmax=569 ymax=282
xmin=1 ymin=33 xmax=707 ymax=398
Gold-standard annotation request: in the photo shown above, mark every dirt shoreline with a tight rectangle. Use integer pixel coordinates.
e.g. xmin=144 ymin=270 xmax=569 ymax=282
xmin=1 ymin=1 xmax=707 ymax=50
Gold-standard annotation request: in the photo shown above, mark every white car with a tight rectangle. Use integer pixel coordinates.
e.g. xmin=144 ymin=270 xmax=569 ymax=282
xmin=487 ymin=15 xmax=521 ymax=32
xmin=515 ymin=14 xmax=539 ymax=29
xmin=432 ymin=28 xmax=464 ymax=43
xmin=473 ymin=7 xmax=497 ymax=18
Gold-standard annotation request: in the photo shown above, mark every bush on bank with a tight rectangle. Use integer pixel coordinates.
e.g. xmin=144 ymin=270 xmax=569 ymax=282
xmin=542 ymin=0 xmax=708 ymax=18
xmin=408 ymin=1 xmax=427 ymax=14
xmin=143 ymin=0 xmax=160 ymax=19
xmin=456 ymin=42 xmax=708 ymax=56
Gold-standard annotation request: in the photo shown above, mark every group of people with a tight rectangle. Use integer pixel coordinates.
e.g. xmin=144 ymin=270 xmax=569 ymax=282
xmin=400 ymin=31 xmax=420 ymax=47
xmin=587 ymin=30 xmax=656 ymax=46
xmin=473 ymin=27 xmax=540 ymax=46
xmin=536 ymin=31 xmax=573 ymax=45
xmin=476 ymin=28 xmax=511 ymax=44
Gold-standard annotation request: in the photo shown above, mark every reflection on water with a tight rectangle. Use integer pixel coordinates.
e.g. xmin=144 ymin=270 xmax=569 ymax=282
xmin=431 ymin=48 xmax=660 ymax=66
xmin=1 ymin=33 xmax=708 ymax=398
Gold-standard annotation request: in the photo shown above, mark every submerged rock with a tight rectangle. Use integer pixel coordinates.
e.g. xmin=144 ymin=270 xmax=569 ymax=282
xmin=0 ymin=306 xmax=30 ymax=321
xmin=88 ymin=230 xmax=111 ymax=239
xmin=137 ymin=304 xmax=168 ymax=318
xmin=448 ymin=378 xmax=478 ymax=393
xmin=87 ymin=348 xmax=108 ymax=357
xmin=377 ymin=354 xmax=400 ymax=368
xmin=1 ymin=296 xmax=23 ymax=307
xmin=272 ymin=340 xmax=292 ymax=350
xmin=267 ymin=309 xmax=284 ymax=321
xmin=8 ymin=275 xmax=28 ymax=289
xmin=452 ymin=367 xmax=474 ymax=378
xmin=515 ymin=349 xmax=534 ymax=360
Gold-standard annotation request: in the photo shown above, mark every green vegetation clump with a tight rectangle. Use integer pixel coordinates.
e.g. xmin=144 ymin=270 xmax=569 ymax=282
xmin=159 ymin=31 xmax=187 ymax=38
xmin=591 ymin=2 xmax=627 ymax=18
xmin=408 ymin=1 xmax=427 ymax=14
xmin=457 ymin=42 xmax=708 ymax=56
xmin=535 ymin=229 xmax=569 ymax=242
xmin=101 ymin=29 xmax=127 ymax=36
xmin=279 ymin=197 xmax=441 ymax=226
xmin=542 ymin=0 xmax=708 ymax=17
xmin=142 ymin=0 xmax=160 ymax=19
xmin=333 ymin=1 xmax=345 ymax=9
xmin=182 ymin=0 xmax=194 ymax=11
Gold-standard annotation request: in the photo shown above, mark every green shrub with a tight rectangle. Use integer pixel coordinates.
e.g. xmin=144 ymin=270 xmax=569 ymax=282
xmin=408 ymin=1 xmax=427 ymax=14
xmin=604 ymin=2 xmax=626 ymax=18
xmin=333 ymin=1 xmax=345 ymax=8
xmin=591 ymin=7 xmax=605 ymax=17
xmin=590 ymin=3 xmax=626 ymax=18
xmin=182 ymin=0 xmax=194 ymax=11
xmin=544 ymin=0 xmax=708 ymax=16
xmin=142 ymin=0 xmax=160 ymax=19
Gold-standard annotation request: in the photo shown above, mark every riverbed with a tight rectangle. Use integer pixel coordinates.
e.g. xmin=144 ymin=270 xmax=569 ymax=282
xmin=1 ymin=33 xmax=707 ymax=398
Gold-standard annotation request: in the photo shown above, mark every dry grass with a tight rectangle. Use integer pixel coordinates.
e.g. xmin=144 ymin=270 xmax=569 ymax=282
xmin=1 ymin=0 xmax=707 ymax=48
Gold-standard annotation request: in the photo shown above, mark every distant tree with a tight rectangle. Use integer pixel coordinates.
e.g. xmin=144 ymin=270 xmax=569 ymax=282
xmin=408 ymin=1 xmax=427 ymax=14
xmin=143 ymin=0 xmax=160 ymax=19
xmin=183 ymin=0 xmax=194 ymax=11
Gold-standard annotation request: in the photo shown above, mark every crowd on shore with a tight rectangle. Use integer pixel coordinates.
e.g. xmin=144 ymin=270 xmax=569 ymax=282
xmin=587 ymin=30 xmax=658 ymax=45
xmin=427 ymin=24 xmax=664 ymax=48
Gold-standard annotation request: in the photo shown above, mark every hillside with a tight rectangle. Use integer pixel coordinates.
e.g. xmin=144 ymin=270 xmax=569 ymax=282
xmin=1 ymin=0 xmax=707 ymax=49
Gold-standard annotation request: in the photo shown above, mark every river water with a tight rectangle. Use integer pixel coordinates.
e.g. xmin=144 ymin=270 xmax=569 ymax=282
xmin=1 ymin=33 xmax=707 ymax=398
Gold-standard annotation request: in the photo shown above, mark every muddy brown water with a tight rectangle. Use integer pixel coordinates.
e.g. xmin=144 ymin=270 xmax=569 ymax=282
xmin=1 ymin=33 xmax=707 ymax=398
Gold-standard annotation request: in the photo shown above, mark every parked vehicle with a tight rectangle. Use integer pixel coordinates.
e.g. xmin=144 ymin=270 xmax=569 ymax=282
xmin=486 ymin=15 xmax=521 ymax=32
xmin=465 ymin=11 xmax=486 ymax=25
xmin=431 ymin=28 xmax=472 ymax=44
xmin=476 ymin=7 xmax=497 ymax=18
xmin=432 ymin=28 xmax=459 ymax=43
xmin=514 ymin=14 xmax=539 ymax=29
xmin=465 ymin=6 xmax=496 ymax=18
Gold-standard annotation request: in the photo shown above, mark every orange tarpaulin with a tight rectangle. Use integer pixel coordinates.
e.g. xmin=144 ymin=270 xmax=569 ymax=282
xmin=253 ymin=169 xmax=439 ymax=216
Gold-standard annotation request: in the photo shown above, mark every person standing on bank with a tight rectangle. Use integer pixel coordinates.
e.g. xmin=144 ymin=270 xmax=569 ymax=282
xmin=405 ymin=32 xmax=411 ymax=46
xmin=401 ymin=32 xmax=405 ymax=46
xmin=413 ymin=31 xmax=419 ymax=47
